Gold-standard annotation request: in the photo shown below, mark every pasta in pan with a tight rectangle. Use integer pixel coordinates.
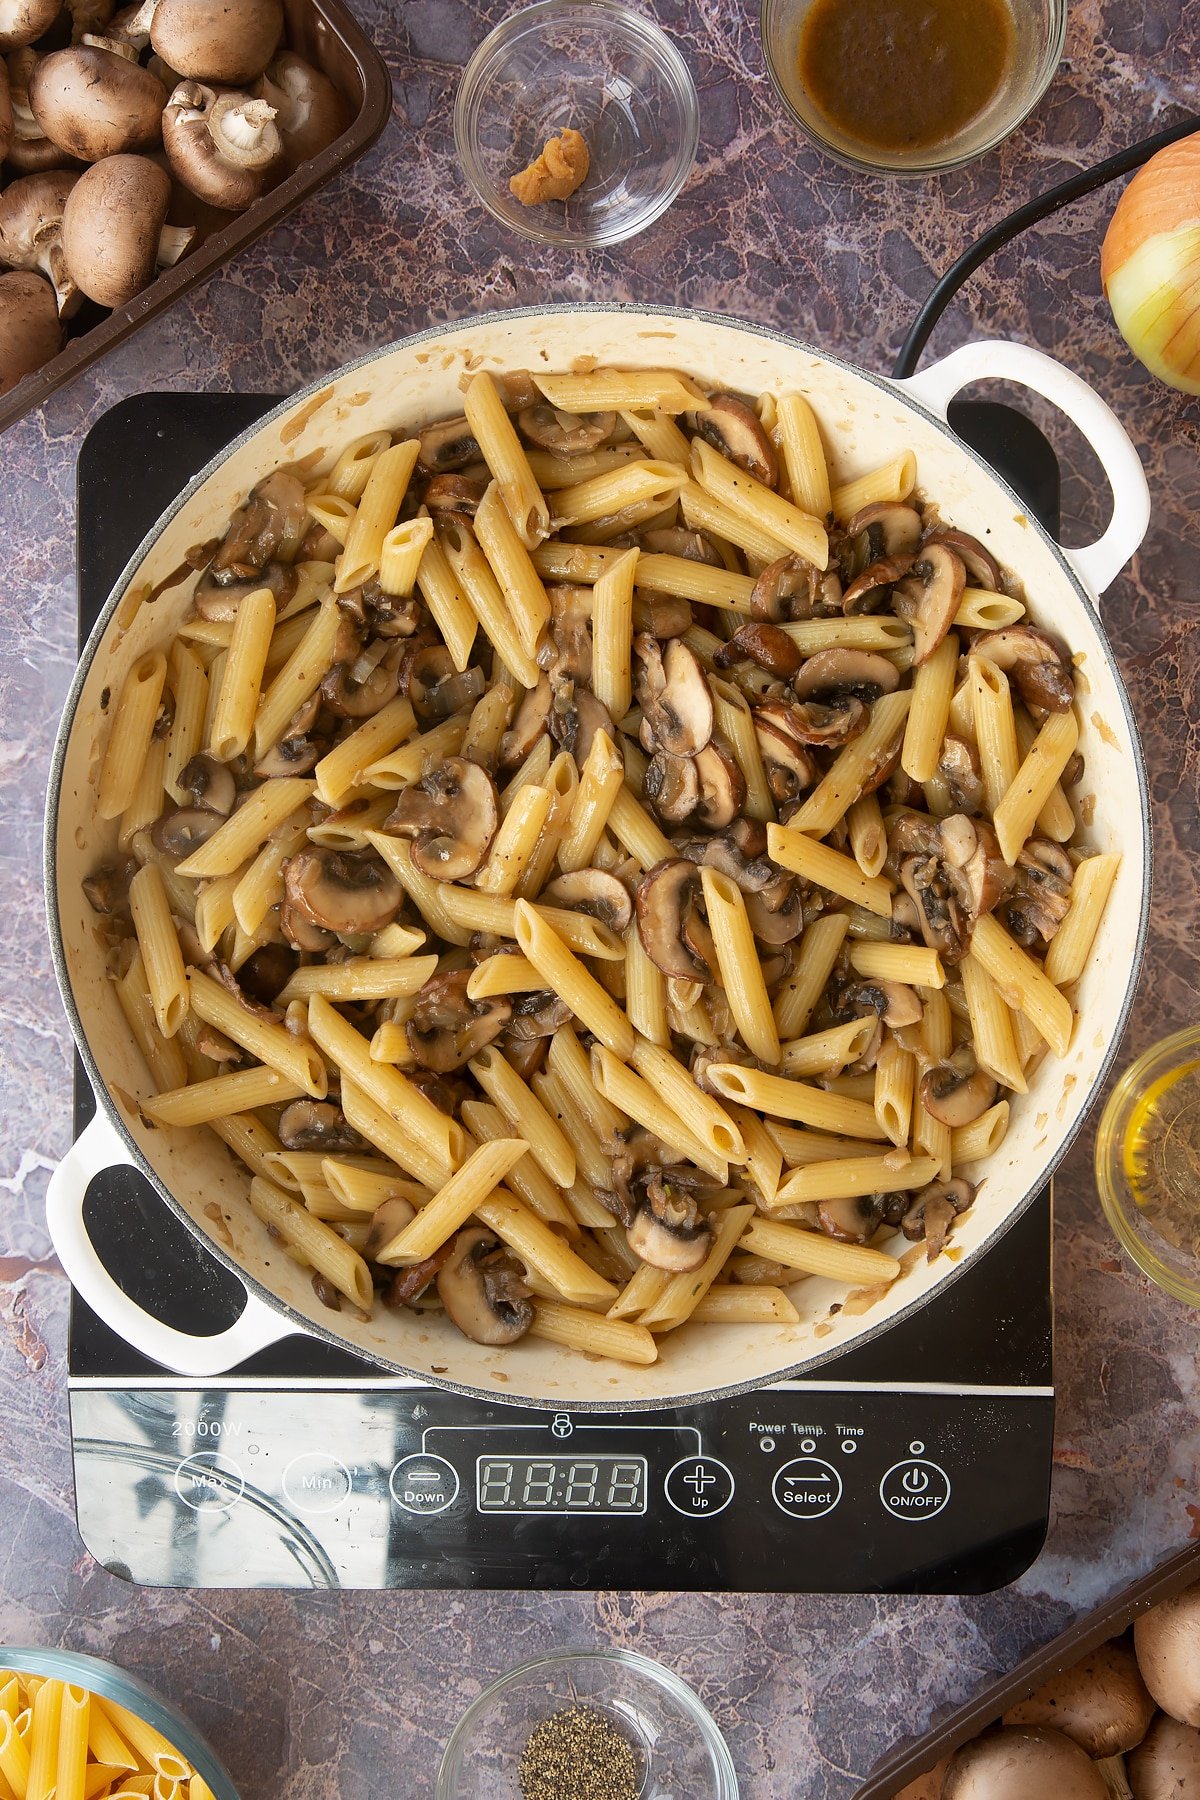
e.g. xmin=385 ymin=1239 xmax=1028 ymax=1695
xmin=82 ymin=366 xmax=1117 ymax=1367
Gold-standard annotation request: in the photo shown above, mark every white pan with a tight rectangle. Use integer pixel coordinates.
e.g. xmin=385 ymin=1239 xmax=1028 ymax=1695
xmin=44 ymin=306 xmax=1151 ymax=1409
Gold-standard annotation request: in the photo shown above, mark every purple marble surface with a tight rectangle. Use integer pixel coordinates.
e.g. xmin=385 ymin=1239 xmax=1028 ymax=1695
xmin=2 ymin=2 xmax=1200 ymax=1795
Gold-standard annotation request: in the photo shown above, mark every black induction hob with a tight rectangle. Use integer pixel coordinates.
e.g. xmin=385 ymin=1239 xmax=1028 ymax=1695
xmin=66 ymin=391 xmax=1057 ymax=1594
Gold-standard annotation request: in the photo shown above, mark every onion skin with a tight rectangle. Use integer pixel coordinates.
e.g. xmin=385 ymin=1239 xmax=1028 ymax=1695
xmin=1102 ymin=134 xmax=1200 ymax=395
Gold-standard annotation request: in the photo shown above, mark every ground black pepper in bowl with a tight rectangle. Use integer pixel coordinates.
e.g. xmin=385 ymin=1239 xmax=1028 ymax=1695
xmin=518 ymin=1704 xmax=642 ymax=1800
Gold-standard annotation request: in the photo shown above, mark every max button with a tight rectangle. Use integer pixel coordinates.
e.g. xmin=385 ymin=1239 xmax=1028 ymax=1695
xmin=174 ymin=1452 xmax=244 ymax=1512
xmin=664 ymin=1456 xmax=735 ymax=1518
xmin=390 ymin=1453 xmax=459 ymax=1516
xmin=879 ymin=1458 xmax=951 ymax=1521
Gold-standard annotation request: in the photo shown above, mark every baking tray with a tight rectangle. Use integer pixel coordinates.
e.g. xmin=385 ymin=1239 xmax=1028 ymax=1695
xmin=0 ymin=0 xmax=391 ymax=435
xmin=857 ymin=1540 xmax=1200 ymax=1795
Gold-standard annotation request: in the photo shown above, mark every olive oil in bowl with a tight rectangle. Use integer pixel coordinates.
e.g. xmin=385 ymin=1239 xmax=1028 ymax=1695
xmin=1096 ymin=1028 xmax=1200 ymax=1308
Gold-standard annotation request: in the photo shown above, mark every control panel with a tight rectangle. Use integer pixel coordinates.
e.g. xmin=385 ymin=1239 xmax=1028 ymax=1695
xmin=69 ymin=1381 xmax=1052 ymax=1593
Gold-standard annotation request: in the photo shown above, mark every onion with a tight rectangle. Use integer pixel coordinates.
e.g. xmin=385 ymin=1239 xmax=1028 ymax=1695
xmin=1101 ymin=133 xmax=1200 ymax=394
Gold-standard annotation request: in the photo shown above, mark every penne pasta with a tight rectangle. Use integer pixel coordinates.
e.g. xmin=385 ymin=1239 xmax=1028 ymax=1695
xmin=690 ymin=439 xmax=827 ymax=567
xmin=372 ymin=1138 xmax=528 ymax=1265
xmin=705 ymin=1063 xmax=888 ymax=1139
xmin=97 ymin=651 xmax=168 ymax=820
xmin=787 ymin=688 xmax=912 ymax=834
xmin=739 ymin=1217 xmax=901 ymax=1284
xmin=1043 ymin=852 xmax=1120 ymax=986
xmin=535 ymin=368 xmax=708 ymax=413
xmin=767 ymin=822 xmax=895 ymax=916
xmin=993 ymin=708 xmax=1080 ymax=866
xmin=473 ymin=480 xmax=552 ymax=658
xmin=464 ymin=370 xmax=551 ymax=546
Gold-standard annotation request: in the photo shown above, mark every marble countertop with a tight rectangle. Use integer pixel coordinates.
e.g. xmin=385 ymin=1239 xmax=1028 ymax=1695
xmin=2 ymin=2 xmax=1199 ymax=1794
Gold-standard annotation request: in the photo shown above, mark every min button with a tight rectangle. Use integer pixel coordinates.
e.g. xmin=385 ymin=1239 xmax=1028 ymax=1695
xmin=283 ymin=1453 xmax=352 ymax=1515
xmin=879 ymin=1457 xmax=951 ymax=1521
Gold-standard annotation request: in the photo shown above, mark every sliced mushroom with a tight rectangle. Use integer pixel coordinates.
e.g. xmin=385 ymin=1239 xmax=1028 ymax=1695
xmin=627 ymin=1171 xmax=715 ymax=1272
xmin=674 ymin=825 xmax=783 ymax=896
xmin=177 ymin=752 xmax=235 ymax=815
xmin=0 ymin=269 xmax=60 ymax=393
xmin=923 ymin=525 xmax=1002 ymax=590
xmin=0 ymin=171 xmax=79 ymax=316
xmin=920 ymin=1047 xmax=997 ymax=1127
xmin=82 ymin=856 xmax=138 ymax=917
xmin=753 ymin=716 xmax=818 ymax=804
xmin=254 ymin=50 xmax=348 ymax=169
xmin=149 ymin=0 xmax=285 ymax=86
xmin=254 ymin=693 xmax=328 ymax=777
xmin=1000 ymin=838 xmax=1074 ymax=944
xmin=693 ymin=739 xmax=746 ymax=829
xmin=792 ymin=647 xmax=901 ymax=703
xmin=938 ymin=813 xmax=1010 ymax=920
xmin=150 ymin=805 xmax=223 ymax=856
xmin=406 ymin=968 xmax=510 ymax=1073
xmin=643 ymin=748 xmax=700 ymax=825
xmin=937 ymin=735 xmax=984 ymax=814
xmin=696 ymin=393 xmax=778 ymax=487
xmin=632 ymin=589 xmax=694 ymax=639
xmin=540 ymin=868 xmax=632 ymax=933
xmin=30 ymin=43 xmax=165 ymax=161
xmin=893 ymin=543 xmax=965 ymax=664
xmin=499 ymin=673 xmax=551 ymax=767
xmin=713 ymin=621 xmax=803 ymax=679
xmin=548 ymin=682 xmax=615 ymax=771
xmin=751 ymin=552 xmax=842 ymax=622
xmin=901 ymin=1177 xmax=975 ymax=1261
xmin=635 ymin=858 xmax=715 ymax=981
xmin=841 ymin=550 xmax=916 ymax=615
xmin=744 ymin=884 xmax=805 ymax=945
xmin=755 ymin=693 xmax=868 ymax=748
xmin=405 ymin=643 xmax=486 ymax=722
xmin=321 ymin=638 xmax=403 ymax=719
xmin=163 ymin=80 xmax=283 ymax=211
xmin=416 ymin=414 xmax=480 ymax=475
xmin=539 ymin=581 xmax=593 ymax=682
xmin=817 ymin=1192 xmax=886 ymax=1244
xmin=282 ymin=846 xmax=401 ymax=936
xmin=278 ymin=1100 xmax=358 ymax=1152
xmin=634 ymin=635 xmax=713 ymax=756
xmin=192 ymin=559 xmax=298 ymax=621
xmin=436 ymin=1225 xmax=533 ymax=1346
xmin=840 ymin=978 xmax=924 ymax=1030
xmin=423 ymin=473 xmax=486 ymax=517
xmin=841 ymin=501 xmax=922 ymax=575
xmin=639 ymin=526 xmax=723 ymax=565
xmin=518 ymin=401 xmax=616 ymax=454
xmin=972 ymin=624 xmax=1075 ymax=713
xmin=238 ymin=941 xmax=297 ymax=1005
xmin=362 ymin=1194 xmax=418 ymax=1263
xmin=210 ymin=472 xmax=308 ymax=579
xmin=385 ymin=755 xmax=498 ymax=881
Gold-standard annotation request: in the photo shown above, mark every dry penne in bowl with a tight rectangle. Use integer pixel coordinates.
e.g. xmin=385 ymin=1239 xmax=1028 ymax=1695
xmin=81 ymin=367 xmax=1118 ymax=1370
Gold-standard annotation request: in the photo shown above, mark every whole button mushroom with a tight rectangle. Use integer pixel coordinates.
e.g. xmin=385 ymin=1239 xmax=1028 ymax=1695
xmin=30 ymin=43 xmax=166 ymax=161
xmin=943 ymin=1725 xmax=1110 ymax=1799
xmin=256 ymin=50 xmax=348 ymax=169
xmin=1003 ymin=1639 xmax=1156 ymax=1760
xmin=0 ymin=268 xmax=61 ymax=392
xmin=0 ymin=0 xmax=59 ymax=52
xmin=0 ymin=57 xmax=12 ymax=161
xmin=162 ymin=80 xmax=282 ymax=210
xmin=0 ymin=171 xmax=81 ymax=315
xmin=148 ymin=0 xmax=285 ymax=85
xmin=61 ymin=153 xmax=192 ymax=307
xmin=1135 ymin=1584 xmax=1200 ymax=1726
xmin=1128 ymin=1714 xmax=1200 ymax=1798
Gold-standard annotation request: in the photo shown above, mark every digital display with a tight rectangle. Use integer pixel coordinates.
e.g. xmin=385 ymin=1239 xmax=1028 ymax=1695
xmin=476 ymin=1455 xmax=647 ymax=1515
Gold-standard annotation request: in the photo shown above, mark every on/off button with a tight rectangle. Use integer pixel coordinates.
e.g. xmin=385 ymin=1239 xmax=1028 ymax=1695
xmin=879 ymin=1457 xmax=951 ymax=1521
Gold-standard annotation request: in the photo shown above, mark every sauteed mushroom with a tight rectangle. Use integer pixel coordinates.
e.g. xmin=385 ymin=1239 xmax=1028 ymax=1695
xmin=938 ymin=735 xmax=984 ymax=814
xmin=841 ymin=551 xmax=916 ymax=615
xmin=540 ymin=868 xmax=633 ymax=933
xmin=385 ymin=755 xmax=498 ymax=881
xmin=151 ymin=805 xmax=223 ymax=856
xmin=437 ymin=1226 xmax=533 ymax=1346
xmin=549 ymin=680 xmax=615 ymax=769
xmin=902 ymin=1177 xmax=975 ymax=1261
xmin=696 ymin=393 xmax=778 ymax=487
xmin=755 ymin=694 xmax=867 ymax=749
xmin=923 ymin=525 xmax=1002 ymax=590
xmin=643 ymin=749 xmax=700 ymax=826
xmin=363 ymin=1195 xmax=417 ymax=1263
xmin=635 ymin=858 xmax=715 ymax=981
xmin=713 ymin=621 xmax=803 ymax=679
xmin=82 ymin=856 xmax=137 ymax=917
xmin=321 ymin=639 xmax=404 ymax=718
xmin=693 ymin=740 xmax=746 ymax=829
xmin=893 ymin=542 xmax=965 ymax=663
xmin=635 ymin=635 xmax=713 ymax=757
xmin=972 ymin=625 xmax=1075 ymax=713
xmin=282 ymin=846 xmax=401 ymax=936
xmin=177 ymin=753 xmax=235 ymax=814
xmin=210 ymin=471 xmax=307 ymax=579
xmin=842 ymin=501 xmax=922 ymax=573
xmin=278 ymin=1100 xmax=358 ymax=1151
xmin=499 ymin=674 xmax=551 ymax=767
xmin=751 ymin=552 xmax=842 ymax=621
xmin=920 ymin=1047 xmax=997 ymax=1127
xmin=406 ymin=969 xmax=510 ymax=1073
xmin=1000 ymin=838 xmax=1075 ymax=945
xmin=793 ymin=647 xmax=900 ymax=703
xmin=193 ymin=559 xmax=297 ymax=623
xmin=417 ymin=414 xmax=480 ymax=474
xmin=628 ymin=1170 xmax=714 ymax=1272
xmin=405 ymin=643 xmax=486 ymax=722
xmin=518 ymin=401 xmax=616 ymax=454
xmin=753 ymin=715 xmax=818 ymax=804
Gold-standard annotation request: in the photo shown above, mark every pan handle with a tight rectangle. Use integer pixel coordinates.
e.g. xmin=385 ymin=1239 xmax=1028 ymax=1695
xmin=46 ymin=1112 xmax=302 ymax=1377
xmin=895 ymin=338 xmax=1151 ymax=600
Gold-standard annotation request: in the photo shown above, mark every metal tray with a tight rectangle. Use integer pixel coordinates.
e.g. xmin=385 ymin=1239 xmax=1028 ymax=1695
xmin=857 ymin=1541 xmax=1200 ymax=1795
xmin=0 ymin=0 xmax=391 ymax=434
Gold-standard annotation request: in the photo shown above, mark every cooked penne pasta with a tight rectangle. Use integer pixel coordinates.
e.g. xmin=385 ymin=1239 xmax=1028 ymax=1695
xmin=146 ymin=1066 xmax=304 ymax=1127
xmin=700 ymin=868 xmax=781 ymax=1064
xmin=776 ymin=390 xmax=832 ymax=520
xmin=960 ymin=951 xmax=1027 ymax=1093
xmin=278 ymin=956 xmax=438 ymax=1002
xmin=535 ymin=369 xmax=708 ymax=413
xmin=591 ymin=1045 xmax=728 ymax=1181
xmin=174 ymin=777 xmax=314 ymax=879
xmin=414 ymin=523 xmax=479 ymax=671
xmin=780 ymin=1017 xmax=877 ymax=1078
xmin=740 ymin=1218 xmax=901 ymax=1284
xmin=773 ymin=911 xmax=849 ymax=1038
xmin=465 ymin=370 xmax=551 ymax=546
xmin=469 ymin=1044 xmax=576 ymax=1187
xmin=529 ymin=1301 xmax=657 ymax=1365
xmin=705 ymin=1064 xmax=887 ymax=1139
xmin=969 ymin=913 xmax=1075 ymax=1057
xmin=776 ymin=1152 xmax=939 ymax=1207
xmin=335 ymin=440 xmax=420 ymax=592
xmin=787 ymin=688 xmax=912 ymax=833
xmin=473 ymin=480 xmax=552 ymax=659
xmin=850 ymin=940 xmax=945 ymax=988
xmin=954 ymin=587 xmax=1025 ymax=630
xmin=315 ymin=696 xmax=416 ymax=807
xmin=767 ymin=822 xmax=895 ymax=915
xmin=164 ymin=642 xmax=209 ymax=803
xmin=209 ymin=585 xmax=274 ymax=761
xmin=831 ymin=450 xmax=916 ymax=522
xmin=591 ymin=546 xmax=638 ymax=719
xmin=952 ymin=1099 xmax=1011 ymax=1163
xmin=97 ymin=652 xmax=168 ymax=820
xmin=371 ymin=1138 xmax=528 ymax=1265
xmin=970 ymin=656 xmax=1020 ymax=818
xmin=1044 ymin=853 xmax=1120 ymax=985
xmin=129 ymin=862 xmax=189 ymax=1037
xmin=438 ymin=514 xmax=539 ymax=686
xmin=378 ymin=517 xmax=433 ymax=597
xmin=690 ymin=438 xmax=827 ymax=567
xmin=513 ymin=902 xmax=635 ymax=1056
xmin=993 ymin=708 xmax=1080 ymax=866
xmin=901 ymin=630 xmax=958 ymax=783
xmin=634 ymin=554 xmax=755 ymax=612
xmin=846 ymin=791 xmax=886 ymax=876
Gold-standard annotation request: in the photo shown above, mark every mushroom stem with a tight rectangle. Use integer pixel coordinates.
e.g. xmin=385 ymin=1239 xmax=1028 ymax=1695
xmin=156 ymin=222 xmax=195 ymax=267
xmin=1096 ymin=1757 xmax=1133 ymax=1800
xmin=210 ymin=92 xmax=279 ymax=169
xmin=80 ymin=31 xmax=140 ymax=61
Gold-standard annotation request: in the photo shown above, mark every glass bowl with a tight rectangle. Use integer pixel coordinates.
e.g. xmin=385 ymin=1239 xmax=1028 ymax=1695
xmin=454 ymin=1 xmax=699 ymax=247
xmin=760 ymin=0 xmax=1066 ymax=176
xmin=0 ymin=1647 xmax=241 ymax=1799
xmin=1095 ymin=1025 xmax=1200 ymax=1307
xmin=436 ymin=1648 xmax=739 ymax=1799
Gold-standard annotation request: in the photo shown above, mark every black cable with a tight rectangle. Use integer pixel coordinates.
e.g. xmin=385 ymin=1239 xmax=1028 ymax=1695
xmin=891 ymin=111 xmax=1200 ymax=378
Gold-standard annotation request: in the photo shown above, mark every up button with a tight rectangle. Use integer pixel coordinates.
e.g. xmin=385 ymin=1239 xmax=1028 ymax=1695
xmin=879 ymin=1445 xmax=951 ymax=1522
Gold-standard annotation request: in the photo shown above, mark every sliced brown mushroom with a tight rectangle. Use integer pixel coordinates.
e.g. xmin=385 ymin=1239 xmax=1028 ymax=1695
xmin=1128 ymin=1712 xmax=1200 ymax=1798
xmin=518 ymin=401 xmax=616 ymax=454
xmin=923 ymin=525 xmax=1002 ymax=590
xmin=192 ymin=559 xmax=298 ymax=622
xmin=841 ymin=501 xmax=923 ymax=574
xmin=277 ymin=1100 xmax=358 ymax=1152
xmin=30 ymin=43 xmax=165 ymax=161
xmin=634 ymin=635 xmax=713 ymax=758
xmin=841 ymin=978 xmax=924 ymax=1030
xmin=238 ymin=941 xmax=297 ymax=1006
xmin=755 ymin=693 xmax=868 ymax=749
xmin=639 ymin=526 xmax=723 ymax=565
xmin=750 ymin=552 xmax=843 ymax=622
xmin=841 ymin=551 xmax=916 ymax=615
xmin=405 ymin=643 xmax=486 ymax=722
xmin=385 ymin=755 xmax=499 ymax=881
xmin=937 ymin=735 xmax=984 ymax=814
xmin=82 ymin=856 xmax=138 ymax=917
xmin=753 ymin=715 xmax=818 ymax=805
xmin=792 ymin=647 xmax=901 ymax=703
xmin=406 ymin=968 xmax=511 ymax=1073
xmin=321 ymin=639 xmax=403 ymax=719
xmin=635 ymin=858 xmax=715 ymax=981
xmin=818 ymin=1192 xmax=886 ymax=1244
xmin=282 ymin=846 xmax=401 ymax=936
xmin=693 ymin=739 xmax=746 ymax=829
xmin=901 ymin=1177 xmax=975 ymax=1261
xmin=632 ymin=589 xmax=694 ymax=639
xmin=674 ymin=825 xmax=784 ymax=896
xmin=744 ymin=884 xmax=805 ymax=945
xmin=643 ymin=748 xmax=700 ymax=825
xmin=210 ymin=471 xmax=307 ymax=579
xmin=150 ymin=805 xmax=223 ymax=856
xmin=363 ymin=1194 xmax=418 ymax=1263
xmin=999 ymin=838 xmax=1074 ymax=945
xmin=499 ymin=673 xmax=551 ymax=767
xmin=540 ymin=868 xmax=633 ymax=933
xmin=972 ymin=624 xmax=1075 ymax=713
xmin=254 ymin=692 xmax=327 ymax=778
xmin=423 ymin=473 xmax=486 ymax=517
xmin=436 ymin=1225 xmax=533 ymax=1346
xmin=920 ymin=1047 xmax=997 ymax=1127
xmin=548 ymin=681 xmax=616 ymax=770
xmin=696 ymin=393 xmax=778 ymax=487
xmin=713 ymin=621 xmax=803 ymax=679
xmin=416 ymin=414 xmax=481 ymax=475
xmin=627 ymin=1171 xmax=715 ymax=1272
xmin=938 ymin=813 xmax=1011 ymax=920
xmin=893 ymin=543 xmax=965 ymax=664
xmin=177 ymin=752 xmax=235 ymax=815
xmin=539 ymin=581 xmax=593 ymax=682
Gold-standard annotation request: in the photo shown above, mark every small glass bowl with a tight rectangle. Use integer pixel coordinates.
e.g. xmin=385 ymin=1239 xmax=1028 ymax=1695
xmin=760 ymin=0 xmax=1066 ymax=176
xmin=436 ymin=1647 xmax=739 ymax=1799
xmin=1095 ymin=1025 xmax=1200 ymax=1307
xmin=454 ymin=1 xmax=699 ymax=247
xmin=0 ymin=1648 xmax=240 ymax=1799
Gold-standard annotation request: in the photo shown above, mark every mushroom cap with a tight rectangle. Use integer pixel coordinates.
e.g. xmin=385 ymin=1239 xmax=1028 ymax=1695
xmin=923 ymin=525 xmax=1002 ymax=591
xmin=406 ymin=969 xmax=510 ymax=1074
xmin=0 ymin=268 xmax=60 ymax=393
xmin=0 ymin=0 xmax=60 ymax=52
xmin=162 ymin=80 xmax=276 ymax=211
xmin=282 ymin=846 xmax=401 ymax=937
xmin=60 ymin=153 xmax=171 ymax=307
xmin=696 ymin=392 xmax=778 ymax=487
xmin=713 ymin=620 xmax=803 ymax=679
xmin=151 ymin=0 xmax=284 ymax=85
xmin=385 ymin=756 xmax=499 ymax=882
xmin=0 ymin=169 xmax=79 ymax=309
xmin=518 ymin=399 xmax=616 ymax=454
xmin=1136 ymin=1585 xmax=1200 ymax=1727
xmin=1004 ymin=1638 xmax=1156 ymax=1759
xmin=971 ymin=625 xmax=1075 ymax=713
xmin=277 ymin=1100 xmax=359 ymax=1153
xmin=920 ymin=1046 xmax=997 ymax=1128
xmin=635 ymin=857 xmax=715 ymax=981
xmin=793 ymin=646 xmax=901 ymax=702
xmin=540 ymin=868 xmax=633 ymax=934
xmin=1128 ymin=1712 xmax=1200 ymax=1799
xmin=635 ymin=633 xmax=714 ymax=758
xmin=436 ymin=1226 xmax=534 ymax=1347
xmin=256 ymin=50 xmax=348 ymax=169
xmin=943 ymin=1726 xmax=1110 ymax=1800
xmin=894 ymin=542 xmax=965 ymax=664
xmin=416 ymin=412 xmax=480 ymax=475
xmin=30 ymin=44 xmax=165 ymax=160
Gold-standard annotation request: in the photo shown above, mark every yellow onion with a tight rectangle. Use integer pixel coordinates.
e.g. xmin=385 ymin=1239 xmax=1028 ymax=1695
xmin=1102 ymin=133 xmax=1200 ymax=395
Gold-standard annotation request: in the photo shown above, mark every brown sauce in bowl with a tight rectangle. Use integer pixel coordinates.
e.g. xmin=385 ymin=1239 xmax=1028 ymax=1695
xmin=797 ymin=0 xmax=1014 ymax=157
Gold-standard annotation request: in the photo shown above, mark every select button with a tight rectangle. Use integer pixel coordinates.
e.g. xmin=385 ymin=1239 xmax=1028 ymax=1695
xmin=390 ymin=1452 xmax=459 ymax=1516
xmin=771 ymin=1457 xmax=843 ymax=1520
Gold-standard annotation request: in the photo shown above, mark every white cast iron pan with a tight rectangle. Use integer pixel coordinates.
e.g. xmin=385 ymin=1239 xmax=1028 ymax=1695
xmin=44 ymin=306 xmax=1151 ymax=1409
